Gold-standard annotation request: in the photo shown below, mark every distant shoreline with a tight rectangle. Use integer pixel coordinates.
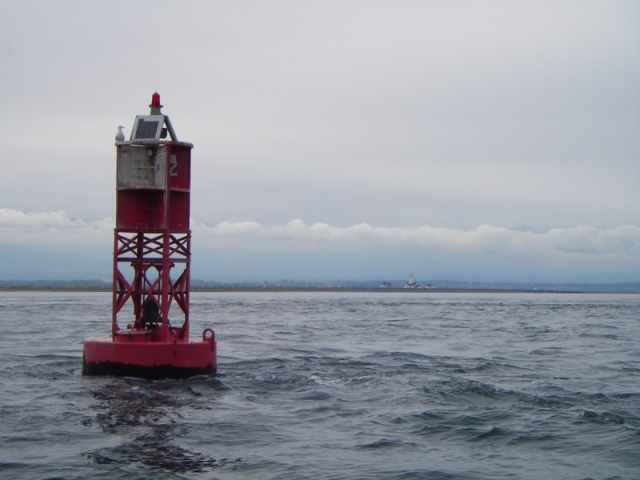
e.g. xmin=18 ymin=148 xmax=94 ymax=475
xmin=1 ymin=286 xmax=637 ymax=294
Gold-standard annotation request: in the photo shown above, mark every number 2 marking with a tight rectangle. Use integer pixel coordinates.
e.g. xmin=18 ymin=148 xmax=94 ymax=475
xmin=169 ymin=155 xmax=178 ymax=176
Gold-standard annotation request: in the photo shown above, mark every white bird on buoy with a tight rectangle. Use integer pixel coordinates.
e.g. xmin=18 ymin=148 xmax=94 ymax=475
xmin=115 ymin=125 xmax=125 ymax=142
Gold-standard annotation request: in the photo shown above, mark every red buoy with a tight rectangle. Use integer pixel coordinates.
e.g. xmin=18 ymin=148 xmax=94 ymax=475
xmin=82 ymin=93 xmax=216 ymax=379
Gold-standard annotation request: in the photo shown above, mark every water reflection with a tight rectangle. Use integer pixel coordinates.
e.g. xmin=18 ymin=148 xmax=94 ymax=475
xmin=86 ymin=379 xmax=240 ymax=475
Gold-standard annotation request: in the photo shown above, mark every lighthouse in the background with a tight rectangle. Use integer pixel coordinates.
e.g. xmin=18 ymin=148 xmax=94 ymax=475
xmin=82 ymin=93 xmax=216 ymax=379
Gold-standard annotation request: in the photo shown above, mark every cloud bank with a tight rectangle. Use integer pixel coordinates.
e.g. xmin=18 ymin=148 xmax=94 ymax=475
xmin=193 ymin=218 xmax=640 ymax=257
xmin=1 ymin=209 xmax=639 ymax=282
xmin=2 ymin=208 xmax=638 ymax=256
xmin=0 ymin=208 xmax=113 ymax=245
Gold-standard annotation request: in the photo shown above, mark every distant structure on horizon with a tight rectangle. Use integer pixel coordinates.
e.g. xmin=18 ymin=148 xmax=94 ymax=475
xmin=378 ymin=275 xmax=434 ymax=289
xmin=404 ymin=274 xmax=418 ymax=289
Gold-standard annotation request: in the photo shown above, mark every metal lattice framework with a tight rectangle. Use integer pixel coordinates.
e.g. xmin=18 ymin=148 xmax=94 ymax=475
xmin=112 ymin=230 xmax=190 ymax=336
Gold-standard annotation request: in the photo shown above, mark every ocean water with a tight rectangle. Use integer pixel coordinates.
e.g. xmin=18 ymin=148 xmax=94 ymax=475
xmin=0 ymin=291 xmax=638 ymax=480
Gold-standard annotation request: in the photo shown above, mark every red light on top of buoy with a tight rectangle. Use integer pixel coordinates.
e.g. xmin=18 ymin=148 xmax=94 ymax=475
xmin=151 ymin=91 xmax=161 ymax=107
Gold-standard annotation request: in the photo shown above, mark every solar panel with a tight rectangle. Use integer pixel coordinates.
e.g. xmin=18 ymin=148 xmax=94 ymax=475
xmin=135 ymin=119 xmax=160 ymax=139
xmin=131 ymin=115 xmax=165 ymax=140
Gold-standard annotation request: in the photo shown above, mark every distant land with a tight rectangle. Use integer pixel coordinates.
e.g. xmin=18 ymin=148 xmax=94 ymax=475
xmin=1 ymin=279 xmax=638 ymax=293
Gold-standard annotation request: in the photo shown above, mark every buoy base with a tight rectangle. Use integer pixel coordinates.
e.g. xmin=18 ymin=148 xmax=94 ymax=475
xmin=82 ymin=330 xmax=216 ymax=380
xmin=82 ymin=359 xmax=215 ymax=380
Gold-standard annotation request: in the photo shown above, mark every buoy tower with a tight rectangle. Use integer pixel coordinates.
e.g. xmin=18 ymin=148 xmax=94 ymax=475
xmin=82 ymin=93 xmax=216 ymax=379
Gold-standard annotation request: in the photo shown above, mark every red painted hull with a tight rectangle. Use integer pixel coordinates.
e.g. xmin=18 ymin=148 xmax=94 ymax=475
xmin=82 ymin=330 xmax=216 ymax=380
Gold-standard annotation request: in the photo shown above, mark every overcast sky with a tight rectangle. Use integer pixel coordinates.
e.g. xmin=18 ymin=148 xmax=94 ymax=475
xmin=1 ymin=0 xmax=639 ymax=283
